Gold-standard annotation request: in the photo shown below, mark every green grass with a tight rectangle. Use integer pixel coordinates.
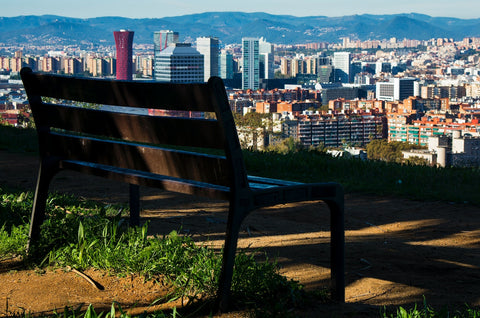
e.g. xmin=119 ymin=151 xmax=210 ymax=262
xmin=0 ymin=188 xmax=306 ymax=316
xmin=243 ymin=150 xmax=480 ymax=205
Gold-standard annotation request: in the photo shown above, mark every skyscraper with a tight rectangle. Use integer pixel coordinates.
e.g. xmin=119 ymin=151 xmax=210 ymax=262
xmin=242 ymin=37 xmax=260 ymax=90
xmin=114 ymin=30 xmax=134 ymax=80
xmin=154 ymin=30 xmax=179 ymax=81
xmin=154 ymin=43 xmax=204 ymax=83
xmin=153 ymin=30 xmax=179 ymax=52
xmin=259 ymin=38 xmax=274 ymax=80
xmin=333 ymin=52 xmax=351 ymax=83
xmin=219 ymin=52 xmax=234 ymax=80
xmin=196 ymin=37 xmax=219 ymax=82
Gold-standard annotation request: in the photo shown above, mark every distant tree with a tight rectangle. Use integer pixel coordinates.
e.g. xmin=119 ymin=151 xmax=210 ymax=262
xmin=233 ymin=112 xmax=271 ymax=129
xmin=366 ymin=139 xmax=426 ymax=163
xmin=233 ymin=112 xmax=273 ymax=150
xmin=267 ymin=137 xmax=304 ymax=154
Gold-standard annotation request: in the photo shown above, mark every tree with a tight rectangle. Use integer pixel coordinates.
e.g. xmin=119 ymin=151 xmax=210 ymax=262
xmin=267 ymin=137 xmax=304 ymax=154
xmin=366 ymin=139 xmax=426 ymax=163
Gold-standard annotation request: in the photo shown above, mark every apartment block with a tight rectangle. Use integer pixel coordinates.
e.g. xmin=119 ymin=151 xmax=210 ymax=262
xmin=388 ymin=112 xmax=480 ymax=146
xmin=282 ymin=116 xmax=384 ymax=148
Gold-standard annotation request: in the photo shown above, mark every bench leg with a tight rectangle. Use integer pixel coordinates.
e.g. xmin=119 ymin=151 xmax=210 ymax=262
xmin=215 ymin=205 xmax=244 ymax=312
xmin=326 ymin=195 xmax=345 ymax=302
xmin=27 ymin=160 xmax=57 ymax=255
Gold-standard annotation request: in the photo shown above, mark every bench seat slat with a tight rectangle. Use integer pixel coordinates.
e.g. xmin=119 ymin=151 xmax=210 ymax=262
xmin=35 ymin=104 xmax=225 ymax=150
xmin=47 ymin=133 xmax=231 ymax=187
xmin=61 ymin=160 xmax=231 ymax=201
xmin=247 ymin=175 xmax=304 ymax=186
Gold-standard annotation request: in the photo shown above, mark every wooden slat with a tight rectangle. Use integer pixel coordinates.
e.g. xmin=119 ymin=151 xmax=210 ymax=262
xmin=61 ymin=160 xmax=231 ymax=201
xmin=34 ymin=104 xmax=225 ymax=150
xmin=21 ymin=68 xmax=218 ymax=112
xmin=47 ymin=133 xmax=231 ymax=186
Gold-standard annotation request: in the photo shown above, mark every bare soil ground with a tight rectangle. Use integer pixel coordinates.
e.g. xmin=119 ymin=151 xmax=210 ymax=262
xmin=1 ymin=151 xmax=479 ymax=317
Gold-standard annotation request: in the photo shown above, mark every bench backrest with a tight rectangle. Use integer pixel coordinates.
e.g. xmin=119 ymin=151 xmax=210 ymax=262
xmin=20 ymin=67 xmax=248 ymax=198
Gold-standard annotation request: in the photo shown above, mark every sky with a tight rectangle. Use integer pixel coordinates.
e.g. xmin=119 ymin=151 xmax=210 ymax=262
xmin=2 ymin=0 xmax=479 ymax=19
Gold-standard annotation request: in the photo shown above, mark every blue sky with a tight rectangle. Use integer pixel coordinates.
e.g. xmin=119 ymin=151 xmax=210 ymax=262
xmin=3 ymin=0 xmax=479 ymax=19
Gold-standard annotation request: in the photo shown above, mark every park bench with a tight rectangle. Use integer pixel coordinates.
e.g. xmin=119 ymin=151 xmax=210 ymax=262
xmin=20 ymin=66 xmax=345 ymax=311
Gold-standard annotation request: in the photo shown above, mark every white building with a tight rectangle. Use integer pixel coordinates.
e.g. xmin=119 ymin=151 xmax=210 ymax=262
xmin=259 ymin=38 xmax=274 ymax=80
xmin=333 ymin=52 xmax=351 ymax=83
xmin=376 ymin=77 xmax=419 ymax=101
xmin=196 ymin=37 xmax=219 ymax=82
xmin=154 ymin=43 xmax=204 ymax=83
xmin=403 ymin=130 xmax=480 ymax=167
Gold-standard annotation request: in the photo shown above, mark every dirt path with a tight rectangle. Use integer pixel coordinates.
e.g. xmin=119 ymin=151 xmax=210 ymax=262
xmin=1 ymin=151 xmax=479 ymax=317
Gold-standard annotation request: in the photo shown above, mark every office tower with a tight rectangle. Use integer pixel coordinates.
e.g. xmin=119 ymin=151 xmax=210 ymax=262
xmin=219 ymin=52 xmax=234 ymax=79
xmin=196 ymin=37 xmax=219 ymax=82
xmin=333 ymin=52 xmax=351 ymax=83
xmin=154 ymin=30 xmax=179 ymax=52
xmin=114 ymin=30 xmax=134 ymax=80
xmin=376 ymin=77 xmax=417 ymax=101
xmin=154 ymin=43 xmax=204 ymax=83
xmin=318 ymin=65 xmax=334 ymax=83
xmin=154 ymin=30 xmax=179 ymax=80
xmin=242 ymin=37 xmax=260 ymax=90
xmin=259 ymin=38 xmax=274 ymax=79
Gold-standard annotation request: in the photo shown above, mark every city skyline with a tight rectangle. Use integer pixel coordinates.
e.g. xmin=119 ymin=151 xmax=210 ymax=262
xmin=2 ymin=0 xmax=480 ymax=20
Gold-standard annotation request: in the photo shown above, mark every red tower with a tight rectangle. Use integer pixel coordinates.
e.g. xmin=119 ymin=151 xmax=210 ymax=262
xmin=114 ymin=30 xmax=134 ymax=80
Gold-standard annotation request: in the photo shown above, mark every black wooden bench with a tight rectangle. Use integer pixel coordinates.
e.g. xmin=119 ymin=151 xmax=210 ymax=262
xmin=20 ymin=66 xmax=345 ymax=311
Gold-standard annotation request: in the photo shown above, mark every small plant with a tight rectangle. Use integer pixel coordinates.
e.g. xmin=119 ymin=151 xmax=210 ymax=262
xmin=381 ymin=298 xmax=480 ymax=318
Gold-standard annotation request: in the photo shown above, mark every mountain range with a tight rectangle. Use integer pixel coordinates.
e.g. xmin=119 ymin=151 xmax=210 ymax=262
xmin=0 ymin=12 xmax=479 ymax=46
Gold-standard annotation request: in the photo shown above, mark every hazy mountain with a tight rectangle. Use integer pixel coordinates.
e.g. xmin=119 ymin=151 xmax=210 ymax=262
xmin=0 ymin=12 xmax=479 ymax=46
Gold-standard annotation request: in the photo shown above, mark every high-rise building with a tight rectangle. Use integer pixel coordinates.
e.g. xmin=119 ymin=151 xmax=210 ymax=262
xmin=242 ymin=37 xmax=260 ymax=90
xmin=154 ymin=30 xmax=179 ymax=52
xmin=333 ymin=52 xmax=351 ymax=83
xmin=154 ymin=30 xmax=179 ymax=81
xmin=219 ymin=52 xmax=234 ymax=79
xmin=114 ymin=30 xmax=134 ymax=80
xmin=154 ymin=43 xmax=204 ymax=83
xmin=196 ymin=37 xmax=219 ymax=82
xmin=318 ymin=65 xmax=334 ymax=83
xmin=259 ymin=38 xmax=274 ymax=80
